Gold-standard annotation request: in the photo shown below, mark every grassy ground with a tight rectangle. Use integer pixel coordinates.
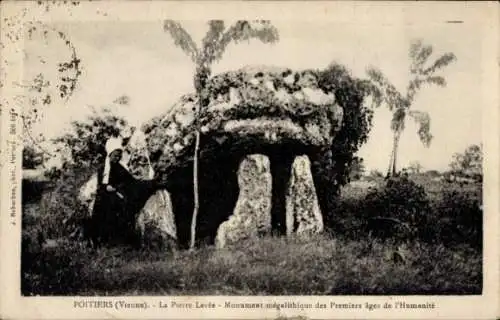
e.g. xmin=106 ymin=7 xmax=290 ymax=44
xmin=23 ymin=234 xmax=481 ymax=296
xmin=21 ymin=174 xmax=483 ymax=296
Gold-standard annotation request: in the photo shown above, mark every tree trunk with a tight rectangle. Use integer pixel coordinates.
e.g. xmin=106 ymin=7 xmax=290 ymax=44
xmin=189 ymin=128 xmax=201 ymax=250
xmin=189 ymin=64 xmax=210 ymax=250
xmin=387 ymin=131 xmax=401 ymax=177
xmin=189 ymin=83 xmax=202 ymax=250
xmin=386 ymin=145 xmax=394 ymax=178
xmin=392 ymin=131 xmax=402 ymax=176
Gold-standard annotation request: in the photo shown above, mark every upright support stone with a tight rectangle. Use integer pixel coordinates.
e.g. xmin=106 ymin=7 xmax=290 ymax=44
xmin=136 ymin=189 xmax=177 ymax=250
xmin=286 ymin=155 xmax=324 ymax=236
xmin=215 ymin=154 xmax=272 ymax=248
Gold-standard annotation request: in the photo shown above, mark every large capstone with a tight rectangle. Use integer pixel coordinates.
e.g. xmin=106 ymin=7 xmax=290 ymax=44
xmin=286 ymin=155 xmax=324 ymax=235
xmin=215 ymin=154 xmax=272 ymax=248
xmin=142 ymin=66 xmax=343 ymax=183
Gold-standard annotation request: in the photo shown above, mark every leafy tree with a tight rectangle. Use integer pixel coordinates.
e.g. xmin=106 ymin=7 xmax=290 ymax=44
xmin=367 ymin=39 xmax=456 ymax=177
xmin=314 ymin=63 xmax=378 ymax=200
xmin=449 ymin=144 xmax=482 ymax=181
xmin=163 ymin=20 xmax=280 ymax=250
xmin=407 ymin=161 xmax=423 ymax=174
xmin=52 ymin=108 xmax=128 ymax=170
xmin=22 ymin=145 xmax=45 ymax=169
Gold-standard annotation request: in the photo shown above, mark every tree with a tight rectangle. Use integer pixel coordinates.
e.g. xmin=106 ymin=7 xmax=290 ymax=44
xmin=52 ymin=107 xmax=129 ymax=170
xmin=22 ymin=145 xmax=45 ymax=169
xmin=407 ymin=161 xmax=422 ymax=174
xmin=315 ymin=63 xmax=377 ymax=196
xmin=367 ymin=39 xmax=456 ymax=177
xmin=163 ymin=20 xmax=280 ymax=249
xmin=449 ymin=144 xmax=482 ymax=181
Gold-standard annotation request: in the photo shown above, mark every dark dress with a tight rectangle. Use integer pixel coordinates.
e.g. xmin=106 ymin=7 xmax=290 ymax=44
xmin=90 ymin=161 xmax=157 ymax=247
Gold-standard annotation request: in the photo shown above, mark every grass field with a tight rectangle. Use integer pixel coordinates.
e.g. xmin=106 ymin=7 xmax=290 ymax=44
xmin=21 ymin=174 xmax=483 ymax=296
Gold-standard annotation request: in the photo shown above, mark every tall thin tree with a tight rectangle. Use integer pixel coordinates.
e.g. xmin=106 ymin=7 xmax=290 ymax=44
xmin=367 ymin=39 xmax=456 ymax=177
xmin=163 ymin=20 xmax=279 ymax=250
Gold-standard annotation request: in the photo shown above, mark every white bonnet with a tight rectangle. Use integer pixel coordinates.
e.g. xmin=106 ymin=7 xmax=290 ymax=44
xmin=105 ymin=136 xmax=123 ymax=155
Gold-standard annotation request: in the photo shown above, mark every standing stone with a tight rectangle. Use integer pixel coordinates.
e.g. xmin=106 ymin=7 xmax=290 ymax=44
xmin=286 ymin=155 xmax=324 ymax=236
xmin=215 ymin=154 xmax=272 ymax=248
xmin=78 ymin=173 xmax=98 ymax=216
xmin=136 ymin=189 xmax=177 ymax=250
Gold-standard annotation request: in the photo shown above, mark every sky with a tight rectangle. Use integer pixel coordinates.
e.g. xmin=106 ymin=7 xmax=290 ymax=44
xmin=24 ymin=18 xmax=485 ymax=172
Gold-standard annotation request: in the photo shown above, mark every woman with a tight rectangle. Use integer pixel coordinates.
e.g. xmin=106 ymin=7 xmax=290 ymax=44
xmin=90 ymin=137 xmax=159 ymax=248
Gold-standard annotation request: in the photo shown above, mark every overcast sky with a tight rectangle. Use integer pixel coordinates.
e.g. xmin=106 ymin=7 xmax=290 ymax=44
xmin=25 ymin=17 xmax=485 ymax=172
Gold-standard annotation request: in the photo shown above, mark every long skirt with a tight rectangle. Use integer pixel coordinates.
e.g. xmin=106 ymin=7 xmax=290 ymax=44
xmin=90 ymin=180 xmax=157 ymax=247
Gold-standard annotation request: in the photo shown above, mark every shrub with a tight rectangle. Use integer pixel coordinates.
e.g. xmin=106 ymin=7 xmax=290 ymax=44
xmin=449 ymin=144 xmax=483 ymax=183
xmin=361 ymin=176 xmax=431 ymax=242
xmin=324 ymin=195 xmax=366 ymax=241
xmin=22 ymin=145 xmax=45 ymax=169
xmin=326 ymin=177 xmax=482 ymax=249
xmin=22 ymin=165 xmax=95 ymax=246
xmin=21 ymin=239 xmax=94 ymax=295
xmin=426 ymin=189 xmax=482 ymax=249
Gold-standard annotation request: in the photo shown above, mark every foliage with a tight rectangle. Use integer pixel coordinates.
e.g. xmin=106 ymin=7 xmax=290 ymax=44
xmin=449 ymin=144 xmax=482 ymax=181
xmin=406 ymin=161 xmax=423 ymax=174
xmin=424 ymin=170 xmax=441 ymax=177
xmin=425 ymin=188 xmax=482 ymax=249
xmin=22 ymin=145 xmax=45 ymax=169
xmin=52 ymin=109 xmax=129 ymax=169
xmin=326 ymin=174 xmax=482 ymax=252
xmin=361 ymin=176 xmax=431 ymax=242
xmin=21 ymin=238 xmax=93 ymax=295
xmin=366 ymin=39 xmax=456 ymax=176
xmin=23 ymin=165 xmax=93 ymax=243
xmin=315 ymin=63 xmax=375 ymax=196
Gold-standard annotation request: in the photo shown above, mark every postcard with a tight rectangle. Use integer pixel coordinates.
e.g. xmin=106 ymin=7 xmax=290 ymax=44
xmin=0 ymin=1 xmax=498 ymax=319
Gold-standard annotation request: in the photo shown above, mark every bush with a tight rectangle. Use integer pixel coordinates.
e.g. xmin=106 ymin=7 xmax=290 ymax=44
xmin=22 ymin=165 xmax=95 ymax=248
xmin=326 ymin=176 xmax=482 ymax=249
xmin=426 ymin=190 xmax=482 ymax=249
xmin=21 ymin=239 xmax=95 ymax=295
xmin=361 ymin=176 xmax=431 ymax=242
xmin=324 ymin=196 xmax=365 ymax=241
xmin=22 ymin=146 xmax=45 ymax=169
